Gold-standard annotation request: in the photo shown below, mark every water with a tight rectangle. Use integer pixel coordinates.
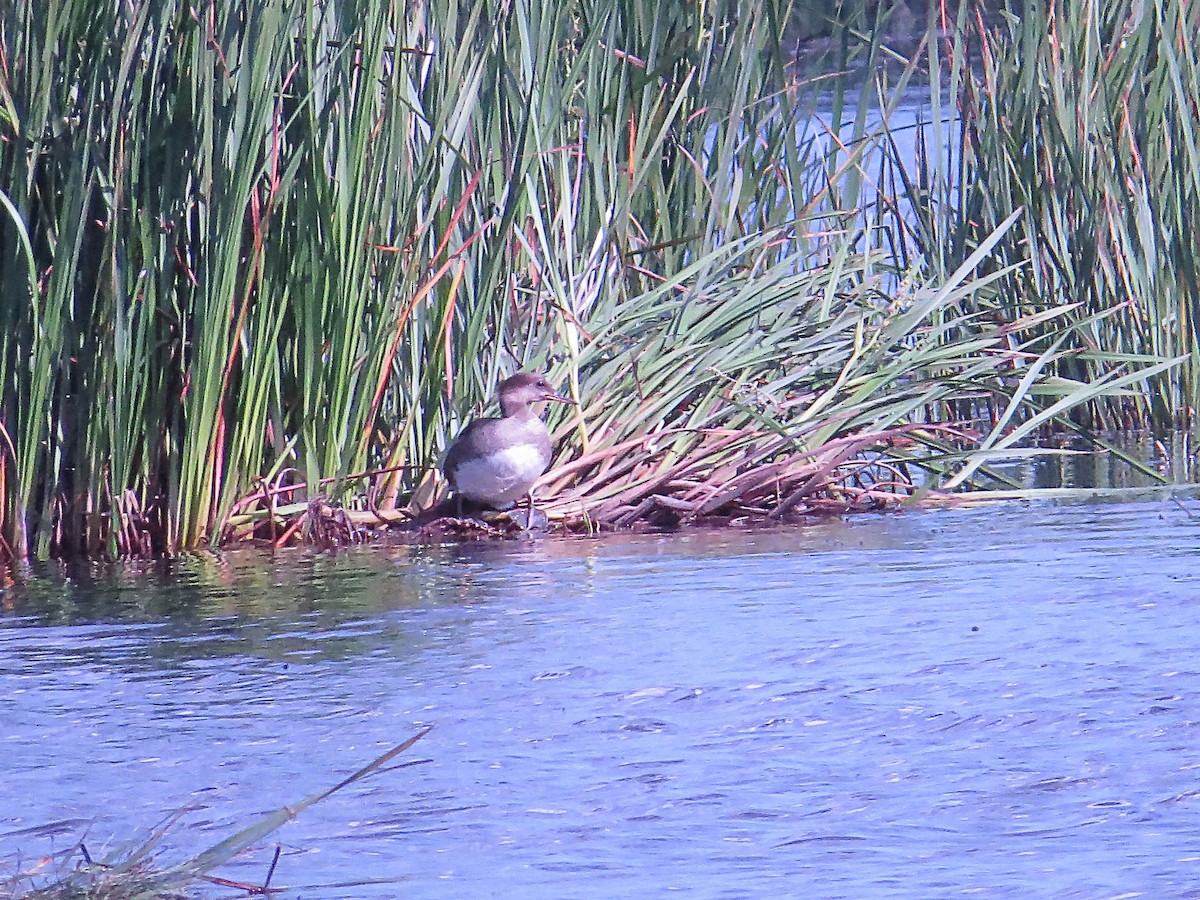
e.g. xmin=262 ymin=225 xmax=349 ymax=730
xmin=3 ymin=500 xmax=1200 ymax=898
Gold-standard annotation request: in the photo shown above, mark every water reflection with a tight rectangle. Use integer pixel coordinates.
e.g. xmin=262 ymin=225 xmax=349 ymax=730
xmin=3 ymin=503 xmax=1200 ymax=897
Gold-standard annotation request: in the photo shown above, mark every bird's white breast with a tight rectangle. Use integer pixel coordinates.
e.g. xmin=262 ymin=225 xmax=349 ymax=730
xmin=451 ymin=443 xmax=548 ymax=508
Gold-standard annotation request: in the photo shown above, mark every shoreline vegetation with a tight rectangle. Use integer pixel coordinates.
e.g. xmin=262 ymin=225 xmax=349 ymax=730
xmin=0 ymin=0 xmax=1195 ymax=563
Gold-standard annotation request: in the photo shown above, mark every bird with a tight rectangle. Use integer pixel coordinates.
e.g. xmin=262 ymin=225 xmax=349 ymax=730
xmin=442 ymin=372 xmax=575 ymax=518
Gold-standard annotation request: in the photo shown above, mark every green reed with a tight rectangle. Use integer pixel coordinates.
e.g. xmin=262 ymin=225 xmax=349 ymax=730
xmin=924 ymin=0 xmax=1200 ymax=429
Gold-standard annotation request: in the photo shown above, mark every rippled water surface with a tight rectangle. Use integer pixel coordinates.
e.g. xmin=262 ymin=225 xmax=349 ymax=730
xmin=3 ymin=501 xmax=1200 ymax=898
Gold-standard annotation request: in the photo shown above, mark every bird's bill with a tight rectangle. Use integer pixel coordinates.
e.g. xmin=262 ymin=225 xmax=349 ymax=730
xmin=542 ymin=388 xmax=577 ymax=405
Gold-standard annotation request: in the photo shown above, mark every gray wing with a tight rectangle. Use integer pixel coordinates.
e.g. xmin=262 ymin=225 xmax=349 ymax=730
xmin=442 ymin=416 xmax=499 ymax=488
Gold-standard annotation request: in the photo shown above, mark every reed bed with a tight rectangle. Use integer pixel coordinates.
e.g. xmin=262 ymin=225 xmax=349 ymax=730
xmin=923 ymin=0 xmax=1200 ymax=429
xmin=0 ymin=0 xmax=1180 ymax=560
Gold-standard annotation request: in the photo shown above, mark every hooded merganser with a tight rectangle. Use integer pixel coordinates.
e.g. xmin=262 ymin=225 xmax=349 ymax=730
xmin=443 ymin=372 xmax=575 ymax=515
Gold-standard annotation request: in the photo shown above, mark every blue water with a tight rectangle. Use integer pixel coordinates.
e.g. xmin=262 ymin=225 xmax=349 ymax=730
xmin=2 ymin=500 xmax=1200 ymax=898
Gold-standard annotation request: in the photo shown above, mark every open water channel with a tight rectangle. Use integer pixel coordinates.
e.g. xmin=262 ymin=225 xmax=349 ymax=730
xmin=2 ymin=498 xmax=1199 ymax=898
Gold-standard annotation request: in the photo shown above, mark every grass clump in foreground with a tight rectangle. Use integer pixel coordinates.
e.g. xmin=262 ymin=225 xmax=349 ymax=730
xmin=2 ymin=730 xmax=430 ymax=900
xmin=0 ymin=0 xmax=1182 ymax=561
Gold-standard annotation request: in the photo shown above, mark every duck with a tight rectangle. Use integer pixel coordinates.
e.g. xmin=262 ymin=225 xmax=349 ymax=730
xmin=442 ymin=372 xmax=575 ymax=517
